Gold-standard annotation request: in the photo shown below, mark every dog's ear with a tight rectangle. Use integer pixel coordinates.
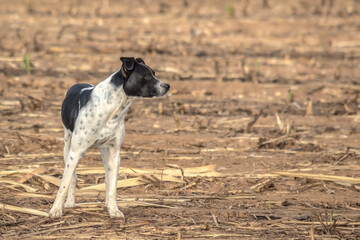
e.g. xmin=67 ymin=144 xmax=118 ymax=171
xmin=135 ymin=58 xmax=145 ymax=64
xmin=120 ymin=57 xmax=135 ymax=71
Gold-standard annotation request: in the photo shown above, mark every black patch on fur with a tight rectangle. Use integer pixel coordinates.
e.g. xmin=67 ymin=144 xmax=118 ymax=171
xmin=110 ymin=70 xmax=124 ymax=88
xmin=61 ymin=83 xmax=94 ymax=132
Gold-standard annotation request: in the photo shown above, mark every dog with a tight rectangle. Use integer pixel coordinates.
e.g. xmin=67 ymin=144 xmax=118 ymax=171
xmin=49 ymin=57 xmax=170 ymax=218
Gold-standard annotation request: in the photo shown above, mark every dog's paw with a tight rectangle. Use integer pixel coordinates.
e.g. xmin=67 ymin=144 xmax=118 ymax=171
xmin=64 ymin=199 xmax=75 ymax=208
xmin=49 ymin=206 xmax=63 ymax=218
xmin=107 ymin=206 xmax=125 ymax=218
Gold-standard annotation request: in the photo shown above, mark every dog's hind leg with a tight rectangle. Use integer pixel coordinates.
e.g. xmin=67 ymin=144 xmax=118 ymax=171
xmin=63 ymin=128 xmax=71 ymax=161
xmin=49 ymin=145 xmax=85 ymax=218
xmin=63 ymin=129 xmax=76 ymax=208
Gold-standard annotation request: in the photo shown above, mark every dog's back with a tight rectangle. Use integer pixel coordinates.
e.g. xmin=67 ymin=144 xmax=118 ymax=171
xmin=61 ymin=83 xmax=94 ymax=132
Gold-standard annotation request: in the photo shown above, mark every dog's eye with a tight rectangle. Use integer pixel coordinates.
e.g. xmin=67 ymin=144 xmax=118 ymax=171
xmin=144 ymin=75 xmax=152 ymax=80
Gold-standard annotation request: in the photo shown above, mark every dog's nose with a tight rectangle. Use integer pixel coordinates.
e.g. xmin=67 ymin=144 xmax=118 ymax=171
xmin=162 ymin=83 xmax=170 ymax=91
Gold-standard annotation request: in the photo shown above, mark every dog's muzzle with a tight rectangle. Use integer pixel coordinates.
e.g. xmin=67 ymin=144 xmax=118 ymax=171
xmin=161 ymin=83 xmax=170 ymax=93
xmin=156 ymin=82 xmax=170 ymax=96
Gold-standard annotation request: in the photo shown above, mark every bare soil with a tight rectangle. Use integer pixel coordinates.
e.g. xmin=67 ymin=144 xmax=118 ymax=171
xmin=1 ymin=0 xmax=360 ymax=239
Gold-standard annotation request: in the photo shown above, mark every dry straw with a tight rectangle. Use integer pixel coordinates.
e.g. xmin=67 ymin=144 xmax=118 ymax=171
xmin=0 ymin=203 xmax=49 ymax=217
xmin=273 ymin=171 xmax=360 ymax=184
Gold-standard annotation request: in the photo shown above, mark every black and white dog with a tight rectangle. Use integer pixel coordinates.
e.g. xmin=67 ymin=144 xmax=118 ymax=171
xmin=49 ymin=57 xmax=170 ymax=218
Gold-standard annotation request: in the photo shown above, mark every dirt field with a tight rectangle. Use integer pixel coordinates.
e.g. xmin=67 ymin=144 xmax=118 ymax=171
xmin=1 ymin=0 xmax=360 ymax=239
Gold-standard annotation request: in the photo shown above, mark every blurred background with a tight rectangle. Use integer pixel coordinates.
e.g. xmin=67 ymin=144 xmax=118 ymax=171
xmin=1 ymin=0 xmax=360 ymax=86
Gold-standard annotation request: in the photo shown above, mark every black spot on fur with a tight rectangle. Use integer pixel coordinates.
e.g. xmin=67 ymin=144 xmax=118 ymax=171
xmin=61 ymin=84 xmax=94 ymax=132
xmin=107 ymin=92 xmax=112 ymax=103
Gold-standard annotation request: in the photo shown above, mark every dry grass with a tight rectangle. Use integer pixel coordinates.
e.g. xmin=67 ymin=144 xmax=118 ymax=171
xmin=1 ymin=0 xmax=360 ymax=239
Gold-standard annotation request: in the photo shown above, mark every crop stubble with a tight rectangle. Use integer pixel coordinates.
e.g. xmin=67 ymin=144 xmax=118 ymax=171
xmin=0 ymin=0 xmax=360 ymax=239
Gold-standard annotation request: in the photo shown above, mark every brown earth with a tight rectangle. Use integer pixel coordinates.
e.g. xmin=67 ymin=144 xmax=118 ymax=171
xmin=1 ymin=0 xmax=360 ymax=239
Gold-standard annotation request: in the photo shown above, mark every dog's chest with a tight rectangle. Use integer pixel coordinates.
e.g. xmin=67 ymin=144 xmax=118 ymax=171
xmin=89 ymin=88 xmax=133 ymax=147
xmin=99 ymin=97 xmax=132 ymax=133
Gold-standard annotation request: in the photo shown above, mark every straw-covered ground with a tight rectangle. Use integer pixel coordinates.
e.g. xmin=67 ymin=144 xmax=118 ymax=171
xmin=1 ymin=0 xmax=360 ymax=239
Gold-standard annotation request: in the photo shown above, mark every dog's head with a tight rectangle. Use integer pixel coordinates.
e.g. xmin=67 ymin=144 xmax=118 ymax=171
xmin=120 ymin=57 xmax=170 ymax=98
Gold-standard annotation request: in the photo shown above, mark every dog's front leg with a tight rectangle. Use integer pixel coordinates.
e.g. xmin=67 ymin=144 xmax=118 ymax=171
xmin=103 ymin=144 xmax=124 ymax=218
xmin=49 ymin=148 xmax=83 ymax=218
xmin=100 ymin=147 xmax=110 ymax=207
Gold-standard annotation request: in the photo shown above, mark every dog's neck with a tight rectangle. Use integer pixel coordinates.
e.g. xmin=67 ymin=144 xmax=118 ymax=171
xmin=104 ymin=70 xmax=134 ymax=117
xmin=110 ymin=69 xmax=126 ymax=88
